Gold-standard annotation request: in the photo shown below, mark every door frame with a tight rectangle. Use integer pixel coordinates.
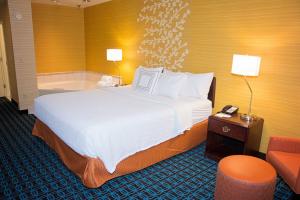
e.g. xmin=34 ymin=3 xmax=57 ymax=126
xmin=0 ymin=23 xmax=11 ymax=99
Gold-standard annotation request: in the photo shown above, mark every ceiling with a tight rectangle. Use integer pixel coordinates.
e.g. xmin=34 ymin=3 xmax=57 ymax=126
xmin=31 ymin=0 xmax=112 ymax=8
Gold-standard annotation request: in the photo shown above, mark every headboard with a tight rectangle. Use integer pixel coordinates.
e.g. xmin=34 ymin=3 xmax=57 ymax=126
xmin=208 ymin=77 xmax=216 ymax=108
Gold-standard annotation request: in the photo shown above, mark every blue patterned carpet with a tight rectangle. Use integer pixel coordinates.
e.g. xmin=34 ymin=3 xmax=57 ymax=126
xmin=0 ymin=97 xmax=293 ymax=199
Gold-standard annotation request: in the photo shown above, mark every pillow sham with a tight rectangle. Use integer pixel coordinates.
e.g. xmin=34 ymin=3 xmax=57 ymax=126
xmin=153 ymin=72 xmax=187 ymax=99
xmin=133 ymin=66 xmax=163 ymax=94
xmin=179 ymin=72 xmax=214 ymax=99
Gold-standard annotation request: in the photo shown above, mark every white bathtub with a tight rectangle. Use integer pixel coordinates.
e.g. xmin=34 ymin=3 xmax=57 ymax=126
xmin=37 ymin=71 xmax=119 ymax=96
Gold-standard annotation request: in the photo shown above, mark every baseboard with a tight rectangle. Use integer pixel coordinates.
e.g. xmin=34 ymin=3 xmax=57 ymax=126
xmin=11 ymin=98 xmax=28 ymax=114
xmin=2 ymin=96 xmax=10 ymax=102
xmin=19 ymin=109 xmax=28 ymax=114
xmin=291 ymin=193 xmax=300 ymax=200
xmin=249 ymin=150 xmax=266 ymax=160
xmin=11 ymin=98 xmax=18 ymax=108
xmin=254 ymin=151 xmax=266 ymax=160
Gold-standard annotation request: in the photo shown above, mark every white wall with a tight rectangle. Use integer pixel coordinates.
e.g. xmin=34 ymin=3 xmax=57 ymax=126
xmin=0 ymin=0 xmax=38 ymax=110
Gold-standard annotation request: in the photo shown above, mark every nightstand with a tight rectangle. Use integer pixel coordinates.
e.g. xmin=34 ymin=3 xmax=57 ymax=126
xmin=205 ymin=113 xmax=264 ymax=161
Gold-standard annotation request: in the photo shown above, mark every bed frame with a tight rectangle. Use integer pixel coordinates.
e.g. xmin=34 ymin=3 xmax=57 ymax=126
xmin=208 ymin=77 xmax=216 ymax=108
xmin=32 ymin=78 xmax=217 ymax=188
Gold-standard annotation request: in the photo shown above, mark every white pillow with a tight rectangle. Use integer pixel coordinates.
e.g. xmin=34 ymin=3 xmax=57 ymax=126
xmin=153 ymin=72 xmax=187 ymax=99
xmin=133 ymin=66 xmax=163 ymax=94
xmin=132 ymin=66 xmax=164 ymax=87
xmin=164 ymin=69 xmax=186 ymax=77
xmin=179 ymin=72 xmax=214 ymax=99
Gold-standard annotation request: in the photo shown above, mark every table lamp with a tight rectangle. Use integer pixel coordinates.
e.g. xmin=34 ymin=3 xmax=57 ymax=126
xmin=107 ymin=49 xmax=122 ymax=85
xmin=231 ymin=54 xmax=261 ymax=121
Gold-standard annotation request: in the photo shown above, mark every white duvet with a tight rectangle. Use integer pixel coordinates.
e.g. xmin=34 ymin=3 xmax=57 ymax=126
xmin=34 ymin=87 xmax=210 ymax=173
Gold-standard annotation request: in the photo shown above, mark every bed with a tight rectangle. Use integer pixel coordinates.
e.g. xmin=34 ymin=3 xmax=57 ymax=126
xmin=32 ymin=77 xmax=216 ymax=188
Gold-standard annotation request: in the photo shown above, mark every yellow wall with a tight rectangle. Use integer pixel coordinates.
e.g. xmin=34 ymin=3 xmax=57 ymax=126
xmin=1 ymin=0 xmax=38 ymax=110
xmin=32 ymin=3 xmax=85 ymax=73
xmin=84 ymin=0 xmax=300 ymax=152
xmin=185 ymin=0 xmax=300 ymax=152
xmin=84 ymin=1 xmax=144 ymax=83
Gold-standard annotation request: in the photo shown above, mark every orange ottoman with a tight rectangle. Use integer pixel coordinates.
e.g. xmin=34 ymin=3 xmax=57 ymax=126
xmin=214 ymin=155 xmax=276 ymax=200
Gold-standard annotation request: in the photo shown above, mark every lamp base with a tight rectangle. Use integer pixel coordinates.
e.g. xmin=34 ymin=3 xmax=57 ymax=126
xmin=240 ymin=114 xmax=254 ymax=122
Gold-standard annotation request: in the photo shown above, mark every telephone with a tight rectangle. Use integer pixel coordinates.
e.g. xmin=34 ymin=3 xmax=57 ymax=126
xmin=221 ymin=105 xmax=239 ymax=115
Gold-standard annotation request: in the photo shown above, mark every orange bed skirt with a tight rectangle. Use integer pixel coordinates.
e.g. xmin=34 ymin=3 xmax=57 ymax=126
xmin=32 ymin=119 xmax=208 ymax=188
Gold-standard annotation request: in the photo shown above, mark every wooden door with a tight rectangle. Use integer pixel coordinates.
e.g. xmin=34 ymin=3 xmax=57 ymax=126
xmin=0 ymin=49 xmax=5 ymax=97
xmin=0 ymin=24 xmax=10 ymax=99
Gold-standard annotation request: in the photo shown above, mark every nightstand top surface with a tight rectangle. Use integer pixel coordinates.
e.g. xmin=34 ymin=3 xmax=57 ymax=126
xmin=209 ymin=113 xmax=264 ymax=128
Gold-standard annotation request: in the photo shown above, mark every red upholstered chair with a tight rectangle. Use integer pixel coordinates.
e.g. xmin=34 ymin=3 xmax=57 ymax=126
xmin=267 ymin=136 xmax=300 ymax=194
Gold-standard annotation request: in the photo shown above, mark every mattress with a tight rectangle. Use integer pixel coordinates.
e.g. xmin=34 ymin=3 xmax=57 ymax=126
xmin=34 ymin=86 xmax=212 ymax=173
xmin=188 ymin=97 xmax=212 ymax=124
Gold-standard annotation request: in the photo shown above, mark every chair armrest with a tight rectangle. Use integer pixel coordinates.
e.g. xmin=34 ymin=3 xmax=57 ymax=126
xmin=267 ymin=136 xmax=300 ymax=154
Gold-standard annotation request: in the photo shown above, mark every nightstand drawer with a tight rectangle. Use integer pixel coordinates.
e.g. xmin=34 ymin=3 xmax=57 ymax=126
xmin=208 ymin=118 xmax=247 ymax=142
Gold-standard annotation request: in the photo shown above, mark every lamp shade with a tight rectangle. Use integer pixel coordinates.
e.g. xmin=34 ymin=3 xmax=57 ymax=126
xmin=107 ymin=49 xmax=122 ymax=61
xmin=231 ymin=54 xmax=261 ymax=76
